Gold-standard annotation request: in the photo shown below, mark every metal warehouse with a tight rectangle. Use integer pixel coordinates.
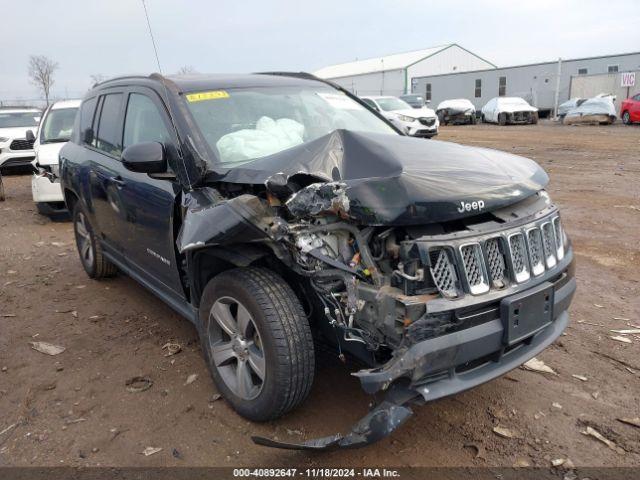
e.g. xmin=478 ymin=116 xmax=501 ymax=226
xmin=411 ymin=51 xmax=640 ymax=115
xmin=313 ymin=44 xmax=496 ymax=97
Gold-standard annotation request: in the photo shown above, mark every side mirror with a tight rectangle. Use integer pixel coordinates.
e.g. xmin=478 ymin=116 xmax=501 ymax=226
xmin=82 ymin=128 xmax=94 ymax=145
xmin=121 ymin=142 xmax=167 ymax=174
xmin=26 ymin=130 xmax=36 ymax=142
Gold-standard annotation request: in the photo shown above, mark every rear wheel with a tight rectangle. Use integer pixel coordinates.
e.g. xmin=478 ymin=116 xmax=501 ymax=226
xmin=199 ymin=267 xmax=315 ymax=422
xmin=622 ymin=111 xmax=631 ymax=125
xmin=73 ymin=203 xmax=118 ymax=278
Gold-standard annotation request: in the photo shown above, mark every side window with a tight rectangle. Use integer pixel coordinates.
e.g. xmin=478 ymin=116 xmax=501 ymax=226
xmin=123 ymin=93 xmax=171 ymax=148
xmin=95 ymin=93 xmax=124 ymax=156
xmin=79 ymin=97 xmax=98 ymax=144
xmin=498 ymin=76 xmax=507 ymax=96
xmin=475 ymin=79 xmax=482 ymax=98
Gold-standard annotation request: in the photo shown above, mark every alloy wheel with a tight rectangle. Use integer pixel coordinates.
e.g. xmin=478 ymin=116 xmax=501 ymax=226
xmin=208 ymin=296 xmax=265 ymax=400
xmin=75 ymin=212 xmax=94 ymax=267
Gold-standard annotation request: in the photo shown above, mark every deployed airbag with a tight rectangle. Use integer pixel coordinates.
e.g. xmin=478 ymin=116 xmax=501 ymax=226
xmin=216 ymin=116 xmax=305 ymax=167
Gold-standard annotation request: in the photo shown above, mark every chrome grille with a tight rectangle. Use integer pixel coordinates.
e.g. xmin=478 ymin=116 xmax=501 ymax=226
xmin=508 ymin=233 xmax=530 ymax=283
xmin=553 ymin=217 xmax=565 ymax=260
xmin=541 ymin=222 xmax=557 ymax=268
xmin=425 ymin=214 xmax=566 ymax=298
xmin=485 ymin=238 xmax=507 ymax=288
xmin=429 ymin=249 xmax=458 ymax=298
xmin=526 ymin=228 xmax=545 ymax=276
xmin=460 ymin=243 xmax=489 ymax=294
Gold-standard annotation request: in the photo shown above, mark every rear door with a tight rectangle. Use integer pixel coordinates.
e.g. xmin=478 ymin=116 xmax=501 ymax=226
xmin=85 ymin=91 xmax=130 ymax=261
xmin=117 ymin=87 xmax=185 ymax=297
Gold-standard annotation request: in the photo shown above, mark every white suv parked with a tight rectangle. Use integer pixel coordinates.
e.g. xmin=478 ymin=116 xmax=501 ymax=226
xmin=29 ymin=99 xmax=81 ymax=215
xmin=0 ymin=108 xmax=41 ymax=169
xmin=361 ymin=96 xmax=439 ymax=138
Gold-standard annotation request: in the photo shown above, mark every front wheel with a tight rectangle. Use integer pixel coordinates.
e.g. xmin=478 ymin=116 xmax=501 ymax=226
xmin=199 ymin=267 xmax=315 ymax=422
xmin=622 ymin=111 xmax=631 ymax=125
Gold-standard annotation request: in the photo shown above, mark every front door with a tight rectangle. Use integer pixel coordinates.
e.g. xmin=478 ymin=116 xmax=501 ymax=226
xmin=117 ymin=88 xmax=185 ymax=297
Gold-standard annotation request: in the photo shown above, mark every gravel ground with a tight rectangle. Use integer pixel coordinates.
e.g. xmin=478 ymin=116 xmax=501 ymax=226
xmin=0 ymin=122 xmax=638 ymax=469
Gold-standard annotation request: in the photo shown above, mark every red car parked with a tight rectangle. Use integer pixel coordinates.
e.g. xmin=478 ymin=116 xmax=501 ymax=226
xmin=621 ymin=93 xmax=640 ymax=124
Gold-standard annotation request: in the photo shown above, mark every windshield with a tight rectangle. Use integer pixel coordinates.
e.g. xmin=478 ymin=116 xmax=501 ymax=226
xmin=375 ymin=97 xmax=413 ymax=112
xmin=0 ymin=111 xmax=40 ymax=128
xmin=185 ymin=86 xmax=396 ymax=167
xmin=401 ymin=95 xmax=424 ymax=105
xmin=40 ymin=107 xmax=77 ymax=143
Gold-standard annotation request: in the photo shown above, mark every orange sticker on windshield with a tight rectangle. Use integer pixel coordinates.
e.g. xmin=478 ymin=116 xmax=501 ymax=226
xmin=185 ymin=90 xmax=229 ymax=102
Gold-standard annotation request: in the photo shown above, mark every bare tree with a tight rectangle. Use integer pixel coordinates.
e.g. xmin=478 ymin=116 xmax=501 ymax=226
xmin=90 ymin=74 xmax=107 ymax=86
xmin=176 ymin=65 xmax=197 ymax=75
xmin=28 ymin=55 xmax=59 ymax=106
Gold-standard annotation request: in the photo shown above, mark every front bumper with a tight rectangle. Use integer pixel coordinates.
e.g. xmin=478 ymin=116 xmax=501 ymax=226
xmin=354 ymin=258 xmax=575 ymax=396
xmin=32 ymin=172 xmax=64 ymax=203
xmin=393 ymin=118 xmax=439 ymax=138
xmin=0 ymin=143 xmax=36 ymax=168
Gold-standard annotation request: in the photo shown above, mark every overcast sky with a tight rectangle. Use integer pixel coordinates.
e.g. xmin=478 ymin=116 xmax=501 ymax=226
xmin=1 ymin=0 xmax=638 ymax=102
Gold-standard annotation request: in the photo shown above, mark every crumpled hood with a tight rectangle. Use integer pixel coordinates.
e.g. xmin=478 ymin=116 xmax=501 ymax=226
xmin=209 ymin=130 xmax=549 ymax=225
xmin=36 ymin=142 xmax=66 ymax=166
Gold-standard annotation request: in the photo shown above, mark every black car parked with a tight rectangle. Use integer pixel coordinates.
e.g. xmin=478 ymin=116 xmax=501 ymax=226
xmin=60 ymin=73 xmax=575 ymax=450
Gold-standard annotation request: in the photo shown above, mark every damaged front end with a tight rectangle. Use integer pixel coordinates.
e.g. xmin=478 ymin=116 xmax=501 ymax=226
xmin=176 ymin=130 xmax=574 ymax=450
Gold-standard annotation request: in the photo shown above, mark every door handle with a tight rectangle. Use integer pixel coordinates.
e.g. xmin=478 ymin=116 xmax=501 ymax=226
xmin=111 ymin=176 xmax=126 ymax=187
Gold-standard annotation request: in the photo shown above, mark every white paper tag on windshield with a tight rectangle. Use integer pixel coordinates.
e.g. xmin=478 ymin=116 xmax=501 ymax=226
xmin=316 ymin=92 xmax=364 ymax=110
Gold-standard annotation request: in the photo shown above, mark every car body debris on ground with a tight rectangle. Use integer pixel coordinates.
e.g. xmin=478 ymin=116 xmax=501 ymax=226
xmin=0 ymin=122 xmax=638 ymax=468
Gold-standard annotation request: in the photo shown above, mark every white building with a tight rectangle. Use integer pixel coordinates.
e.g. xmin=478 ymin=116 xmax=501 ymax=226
xmin=313 ymin=44 xmax=496 ymax=97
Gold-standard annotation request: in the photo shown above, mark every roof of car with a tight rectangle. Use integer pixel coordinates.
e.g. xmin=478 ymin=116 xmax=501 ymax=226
xmin=50 ymin=99 xmax=82 ymax=109
xmin=92 ymin=73 xmax=328 ymax=94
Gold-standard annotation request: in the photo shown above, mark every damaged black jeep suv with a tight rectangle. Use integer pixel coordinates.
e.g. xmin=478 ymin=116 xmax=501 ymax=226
xmin=60 ymin=73 xmax=575 ymax=450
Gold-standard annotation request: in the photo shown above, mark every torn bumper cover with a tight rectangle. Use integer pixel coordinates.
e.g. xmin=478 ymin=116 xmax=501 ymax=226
xmin=253 ymin=268 xmax=574 ymax=451
xmin=251 ymin=385 xmax=420 ymax=451
xmin=355 ymin=264 xmax=575 ymax=397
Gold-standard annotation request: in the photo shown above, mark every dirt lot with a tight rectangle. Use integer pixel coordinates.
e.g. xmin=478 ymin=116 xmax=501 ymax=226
xmin=0 ymin=122 xmax=638 ymax=469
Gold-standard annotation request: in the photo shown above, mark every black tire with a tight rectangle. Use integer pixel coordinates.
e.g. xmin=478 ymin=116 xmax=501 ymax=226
xmin=199 ymin=267 xmax=315 ymax=422
xmin=72 ymin=202 xmax=117 ymax=279
xmin=498 ymin=112 xmax=507 ymax=126
xmin=622 ymin=111 xmax=631 ymax=125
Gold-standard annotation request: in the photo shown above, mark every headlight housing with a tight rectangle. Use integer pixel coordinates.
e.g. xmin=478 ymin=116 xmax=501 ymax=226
xmin=0 ymin=137 xmax=9 ymax=143
xmin=396 ymin=114 xmax=415 ymax=123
